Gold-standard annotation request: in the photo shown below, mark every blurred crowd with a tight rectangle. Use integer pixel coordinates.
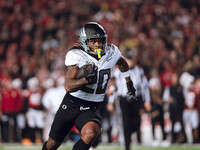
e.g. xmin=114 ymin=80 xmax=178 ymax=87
xmin=0 ymin=0 xmax=200 ymax=146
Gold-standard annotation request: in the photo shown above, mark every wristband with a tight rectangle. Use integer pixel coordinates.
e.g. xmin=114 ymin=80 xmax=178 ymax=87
xmin=121 ymin=70 xmax=130 ymax=78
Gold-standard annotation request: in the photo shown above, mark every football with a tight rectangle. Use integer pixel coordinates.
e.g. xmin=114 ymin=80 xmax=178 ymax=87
xmin=75 ymin=64 xmax=94 ymax=79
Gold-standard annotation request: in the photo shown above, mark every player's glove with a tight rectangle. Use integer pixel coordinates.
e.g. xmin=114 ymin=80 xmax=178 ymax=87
xmin=84 ymin=63 xmax=98 ymax=84
xmin=126 ymin=80 xmax=137 ymax=100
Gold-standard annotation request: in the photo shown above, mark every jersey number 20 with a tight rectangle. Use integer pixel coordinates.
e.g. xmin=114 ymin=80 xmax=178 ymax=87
xmin=81 ymin=69 xmax=111 ymax=94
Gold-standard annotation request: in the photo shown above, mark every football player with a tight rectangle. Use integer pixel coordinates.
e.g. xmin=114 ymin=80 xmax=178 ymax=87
xmin=26 ymin=77 xmax=44 ymax=143
xmin=42 ymin=22 xmax=136 ymax=150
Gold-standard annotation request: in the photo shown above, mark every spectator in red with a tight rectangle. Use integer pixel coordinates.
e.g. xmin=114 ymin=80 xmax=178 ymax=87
xmin=0 ymin=78 xmax=23 ymax=143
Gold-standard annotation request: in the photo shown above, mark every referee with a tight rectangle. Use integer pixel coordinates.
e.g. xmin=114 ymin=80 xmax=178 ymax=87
xmin=113 ymin=49 xmax=151 ymax=150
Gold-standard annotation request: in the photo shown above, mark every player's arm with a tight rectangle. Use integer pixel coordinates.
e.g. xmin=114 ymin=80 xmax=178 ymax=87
xmin=116 ymin=57 xmax=131 ymax=82
xmin=64 ymin=65 xmax=88 ymax=93
xmin=65 ymin=64 xmax=98 ymax=93
xmin=116 ymin=56 xmax=136 ymax=99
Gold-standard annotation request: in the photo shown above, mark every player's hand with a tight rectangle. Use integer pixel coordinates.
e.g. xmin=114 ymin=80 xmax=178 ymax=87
xmin=126 ymin=80 xmax=137 ymax=100
xmin=85 ymin=63 xmax=98 ymax=84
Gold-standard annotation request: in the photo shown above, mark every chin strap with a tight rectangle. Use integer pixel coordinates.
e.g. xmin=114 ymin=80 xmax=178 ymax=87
xmin=94 ymin=49 xmax=102 ymax=59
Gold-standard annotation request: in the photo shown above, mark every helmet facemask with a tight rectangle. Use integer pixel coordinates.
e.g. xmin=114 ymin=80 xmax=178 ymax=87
xmin=79 ymin=22 xmax=107 ymax=58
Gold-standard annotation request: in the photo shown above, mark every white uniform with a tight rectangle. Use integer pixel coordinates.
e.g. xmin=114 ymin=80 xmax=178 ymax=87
xmin=183 ymin=90 xmax=199 ymax=129
xmin=42 ymin=86 xmax=66 ymax=115
xmin=65 ymin=44 xmax=121 ymax=102
xmin=42 ymin=85 xmax=66 ymax=141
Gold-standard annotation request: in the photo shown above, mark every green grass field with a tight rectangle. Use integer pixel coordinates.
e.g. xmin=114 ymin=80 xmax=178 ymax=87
xmin=1 ymin=144 xmax=200 ymax=150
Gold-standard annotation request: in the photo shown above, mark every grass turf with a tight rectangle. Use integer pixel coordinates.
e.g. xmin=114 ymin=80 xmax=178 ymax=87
xmin=1 ymin=144 xmax=200 ymax=150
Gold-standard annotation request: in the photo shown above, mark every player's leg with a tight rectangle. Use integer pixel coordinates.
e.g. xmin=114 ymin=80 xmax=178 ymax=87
xmin=42 ymin=118 xmax=74 ymax=150
xmin=119 ymin=97 xmax=132 ymax=150
xmin=42 ymin=137 xmax=62 ymax=150
xmin=42 ymin=93 xmax=77 ymax=150
xmin=26 ymin=108 xmax=36 ymax=143
xmin=73 ymin=121 xmax=101 ymax=150
xmin=82 ymin=121 xmax=101 ymax=144
xmin=191 ymin=110 xmax=199 ymax=143
xmin=35 ymin=110 xmax=44 ymax=143
xmin=73 ymin=104 xmax=102 ymax=150
xmin=42 ymin=115 xmax=74 ymax=150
